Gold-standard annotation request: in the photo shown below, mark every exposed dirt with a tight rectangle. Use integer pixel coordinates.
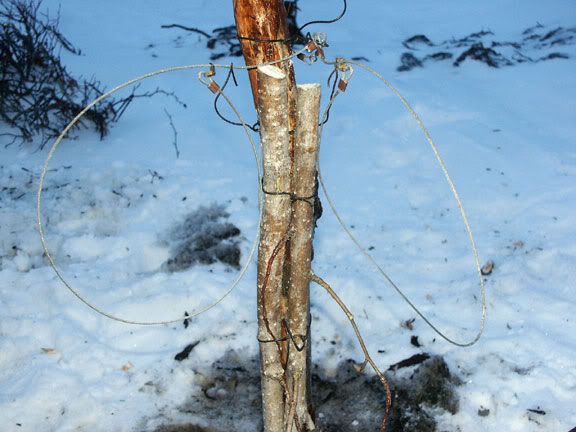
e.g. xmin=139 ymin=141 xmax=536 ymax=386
xmin=153 ymin=350 xmax=462 ymax=432
xmin=162 ymin=204 xmax=242 ymax=272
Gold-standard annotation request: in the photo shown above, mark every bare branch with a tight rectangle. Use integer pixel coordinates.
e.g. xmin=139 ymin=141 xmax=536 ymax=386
xmin=1 ymin=0 xmax=185 ymax=149
xmin=163 ymin=108 xmax=179 ymax=159
xmin=311 ymin=272 xmax=392 ymax=432
xmin=160 ymin=23 xmax=210 ymax=38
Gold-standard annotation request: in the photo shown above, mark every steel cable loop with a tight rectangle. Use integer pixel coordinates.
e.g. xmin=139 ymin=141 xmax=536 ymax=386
xmin=36 ymin=45 xmax=308 ymax=326
xmin=315 ymin=58 xmax=486 ymax=347
xmin=37 ymin=63 xmax=269 ymax=326
xmin=37 ymin=44 xmax=486 ymax=339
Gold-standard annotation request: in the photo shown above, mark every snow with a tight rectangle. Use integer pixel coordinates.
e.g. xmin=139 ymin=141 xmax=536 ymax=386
xmin=1 ymin=0 xmax=576 ymax=431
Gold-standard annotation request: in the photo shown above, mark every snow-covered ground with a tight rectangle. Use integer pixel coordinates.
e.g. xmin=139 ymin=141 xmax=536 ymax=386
xmin=1 ymin=0 xmax=575 ymax=431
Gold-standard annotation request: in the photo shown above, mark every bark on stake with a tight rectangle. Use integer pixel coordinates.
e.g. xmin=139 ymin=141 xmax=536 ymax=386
xmin=233 ymin=0 xmax=295 ymax=108
xmin=284 ymin=84 xmax=321 ymax=431
xmin=234 ymin=3 xmax=319 ymax=430
xmin=233 ymin=0 xmax=298 ymax=163
xmin=256 ymin=64 xmax=292 ymax=432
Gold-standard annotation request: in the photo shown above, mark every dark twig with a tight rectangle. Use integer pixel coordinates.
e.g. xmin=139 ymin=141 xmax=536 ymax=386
xmin=163 ymin=108 xmax=179 ymax=159
xmin=260 ymin=233 xmax=290 ymax=354
xmin=160 ymin=24 xmax=210 ymax=38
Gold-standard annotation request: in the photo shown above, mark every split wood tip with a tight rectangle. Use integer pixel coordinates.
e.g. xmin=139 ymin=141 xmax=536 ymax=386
xmin=257 ymin=65 xmax=286 ymax=79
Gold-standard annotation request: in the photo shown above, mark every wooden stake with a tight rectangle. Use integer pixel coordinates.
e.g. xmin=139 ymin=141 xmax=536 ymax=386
xmin=233 ymin=0 xmax=298 ymax=163
xmin=256 ymin=64 xmax=292 ymax=432
xmin=234 ymin=3 xmax=320 ymax=430
xmin=233 ymin=0 xmax=294 ymax=108
xmin=284 ymin=84 xmax=321 ymax=431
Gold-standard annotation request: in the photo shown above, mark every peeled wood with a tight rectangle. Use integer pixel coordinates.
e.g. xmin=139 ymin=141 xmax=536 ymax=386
xmin=284 ymin=84 xmax=321 ymax=431
xmin=232 ymin=0 xmax=295 ymax=108
xmin=233 ymin=0 xmax=297 ymax=164
xmin=256 ymin=65 xmax=292 ymax=432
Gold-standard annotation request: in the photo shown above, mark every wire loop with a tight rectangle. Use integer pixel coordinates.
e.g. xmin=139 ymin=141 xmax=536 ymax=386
xmin=315 ymin=57 xmax=487 ymax=347
xmin=38 ymin=40 xmax=485 ymax=344
xmin=38 ymin=64 xmax=266 ymax=326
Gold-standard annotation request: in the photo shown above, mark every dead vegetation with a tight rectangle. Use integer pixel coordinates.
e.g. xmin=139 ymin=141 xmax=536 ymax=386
xmin=0 ymin=0 xmax=182 ymax=149
xmin=160 ymin=1 xmax=305 ymax=61
xmin=397 ymin=25 xmax=575 ymax=71
xmin=162 ymin=204 xmax=242 ymax=272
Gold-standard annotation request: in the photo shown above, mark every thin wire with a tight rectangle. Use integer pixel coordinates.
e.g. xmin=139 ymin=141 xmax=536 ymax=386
xmin=320 ymin=67 xmax=339 ymax=126
xmin=237 ymin=0 xmax=347 ymax=45
xmin=37 ymin=45 xmax=486 ymax=337
xmin=213 ymin=64 xmax=260 ymax=132
xmin=237 ymin=34 xmax=292 ymax=44
xmin=214 ymin=64 xmax=240 ymax=121
xmin=316 ymin=59 xmax=486 ymax=347
xmin=298 ymin=0 xmax=347 ymax=33
xmin=37 ymin=47 xmax=310 ymax=326
xmin=38 ymin=67 xmax=260 ymax=326
xmin=258 ymin=317 xmax=310 ymax=352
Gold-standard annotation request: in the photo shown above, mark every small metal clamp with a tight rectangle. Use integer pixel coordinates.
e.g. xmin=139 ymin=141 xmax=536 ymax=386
xmin=311 ymin=32 xmax=329 ymax=48
xmin=334 ymin=58 xmax=354 ymax=92
xmin=198 ymin=64 xmax=220 ymax=94
xmin=298 ymin=32 xmax=329 ymax=64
